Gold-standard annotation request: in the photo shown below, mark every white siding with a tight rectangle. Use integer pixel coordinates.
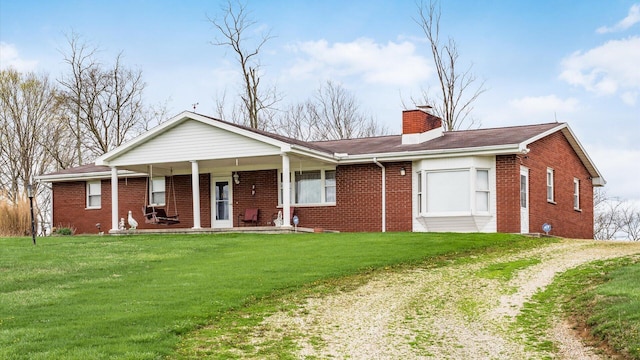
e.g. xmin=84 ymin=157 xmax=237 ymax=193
xmin=110 ymin=120 xmax=281 ymax=166
xmin=413 ymin=215 xmax=495 ymax=233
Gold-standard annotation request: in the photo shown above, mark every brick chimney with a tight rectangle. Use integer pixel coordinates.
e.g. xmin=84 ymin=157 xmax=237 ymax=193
xmin=401 ymin=107 xmax=443 ymax=144
xmin=402 ymin=108 xmax=442 ymax=134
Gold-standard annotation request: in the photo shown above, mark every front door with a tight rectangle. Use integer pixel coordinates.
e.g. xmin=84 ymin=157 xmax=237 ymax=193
xmin=520 ymin=167 xmax=529 ymax=234
xmin=212 ymin=177 xmax=233 ymax=228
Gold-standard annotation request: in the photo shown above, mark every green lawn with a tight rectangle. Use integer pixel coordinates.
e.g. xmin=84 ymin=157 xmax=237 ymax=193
xmin=562 ymin=258 xmax=640 ymax=359
xmin=1 ymin=232 xmax=539 ymax=359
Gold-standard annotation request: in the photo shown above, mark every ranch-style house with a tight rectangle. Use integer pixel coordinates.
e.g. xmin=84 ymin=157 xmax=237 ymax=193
xmin=37 ymin=108 xmax=605 ymax=238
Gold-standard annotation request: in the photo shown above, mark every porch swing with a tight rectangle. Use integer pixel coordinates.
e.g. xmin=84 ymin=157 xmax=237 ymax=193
xmin=142 ymin=167 xmax=180 ymax=225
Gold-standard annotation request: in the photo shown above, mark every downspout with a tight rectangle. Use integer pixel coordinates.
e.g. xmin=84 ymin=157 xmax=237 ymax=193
xmin=373 ymin=158 xmax=386 ymax=232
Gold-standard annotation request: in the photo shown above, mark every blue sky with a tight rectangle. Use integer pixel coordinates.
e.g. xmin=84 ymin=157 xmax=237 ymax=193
xmin=1 ymin=0 xmax=639 ymax=202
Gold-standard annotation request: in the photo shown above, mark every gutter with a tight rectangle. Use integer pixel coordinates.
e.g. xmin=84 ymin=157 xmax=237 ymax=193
xmin=373 ymin=157 xmax=386 ymax=233
xmin=35 ymin=171 xmax=148 ymax=183
xmin=335 ymin=144 xmax=523 ymax=164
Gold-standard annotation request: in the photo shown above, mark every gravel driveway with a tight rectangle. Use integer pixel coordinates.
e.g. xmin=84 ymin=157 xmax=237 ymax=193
xmin=246 ymin=239 xmax=640 ymax=359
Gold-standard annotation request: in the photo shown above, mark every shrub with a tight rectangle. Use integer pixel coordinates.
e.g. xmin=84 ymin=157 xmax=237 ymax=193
xmin=52 ymin=226 xmax=75 ymax=236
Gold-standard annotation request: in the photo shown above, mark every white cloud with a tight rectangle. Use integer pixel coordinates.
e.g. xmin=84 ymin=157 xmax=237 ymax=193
xmin=621 ymin=91 xmax=638 ymax=106
xmin=285 ymin=38 xmax=432 ymax=86
xmin=589 ymin=145 xmax=640 ymax=202
xmin=0 ymin=42 xmax=38 ymax=72
xmin=596 ymin=4 xmax=640 ymax=34
xmin=509 ymin=95 xmax=580 ymax=114
xmin=559 ymin=36 xmax=640 ymax=103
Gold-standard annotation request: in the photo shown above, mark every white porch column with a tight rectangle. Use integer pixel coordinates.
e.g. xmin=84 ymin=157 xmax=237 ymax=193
xmin=191 ymin=160 xmax=201 ymax=229
xmin=281 ymin=153 xmax=291 ymax=227
xmin=110 ymin=166 xmax=119 ymax=232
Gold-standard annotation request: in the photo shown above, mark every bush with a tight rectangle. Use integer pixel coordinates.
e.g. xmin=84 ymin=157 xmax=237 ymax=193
xmin=0 ymin=195 xmax=32 ymax=236
xmin=52 ymin=226 xmax=75 ymax=236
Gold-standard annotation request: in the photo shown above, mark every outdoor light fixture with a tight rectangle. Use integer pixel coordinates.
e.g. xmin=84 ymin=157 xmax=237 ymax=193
xmin=27 ymin=183 xmax=36 ymax=245
xmin=233 ymin=172 xmax=240 ymax=185
xmin=400 ymin=167 xmax=406 ymax=176
xmin=251 ymin=184 xmax=256 ymax=196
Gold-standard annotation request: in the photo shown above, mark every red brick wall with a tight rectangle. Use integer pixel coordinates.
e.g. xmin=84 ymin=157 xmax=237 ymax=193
xmin=233 ymin=170 xmax=280 ymax=226
xmin=308 ymin=162 xmax=412 ymax=232
xmin=232 ymin=162 xmax=413 ymax=232
xmin=496 ymin=131 xmax=594 ymax=238
xmin=496 ymin=154 xmax=521 ymax=234
xmin=52 ymin=162 xmax=414 ymax=234
xmin=52 ymin=174 xmax=211 ymax=234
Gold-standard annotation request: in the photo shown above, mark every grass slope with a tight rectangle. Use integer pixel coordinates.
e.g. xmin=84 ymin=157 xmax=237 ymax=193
xmin=1 ymin=232 xmax=536 ymax=359
xmin=517 ymin=256 xmax=640 ymax=359
xmin=565 ymin=258 xmax=640 ymax=359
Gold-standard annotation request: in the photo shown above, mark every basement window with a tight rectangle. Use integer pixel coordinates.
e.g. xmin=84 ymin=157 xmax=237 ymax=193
xmin=86 ymin=181 xmax=101 ymax=209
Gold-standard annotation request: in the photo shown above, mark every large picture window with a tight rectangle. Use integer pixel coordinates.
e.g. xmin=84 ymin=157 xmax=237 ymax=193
xmin=86 ymin=181 xmax=101 ymax=208
xmin=418 ymin=168 xmax=491 ymax=215
xmin=426 ymin=170 xmax=470 ymax=212
xmin=295 ymin=171 xmax=321 ymax=204
xmin=279 ymin=169 xmax=336 ymax=205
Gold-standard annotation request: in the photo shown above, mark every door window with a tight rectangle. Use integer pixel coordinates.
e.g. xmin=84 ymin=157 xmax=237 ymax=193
xmin=215 ymin=181 xmax=229 ymax=220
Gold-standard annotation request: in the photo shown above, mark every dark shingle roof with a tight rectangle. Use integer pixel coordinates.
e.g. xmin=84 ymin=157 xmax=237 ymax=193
xmin=308 ymin=123 xmax=561 ymax=155
xmin=197 ymin=112 xmax=561 ymax=155
xmin=41 ymin=117 xmax=564 ymax=179
xmin=43 ymin=163 xmax=111 ymax=176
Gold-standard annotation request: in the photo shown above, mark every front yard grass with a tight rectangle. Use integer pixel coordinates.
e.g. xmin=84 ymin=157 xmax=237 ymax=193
xmin=563 ymin=257 xmax=640 ymax=359
xmin=517 ymin=255 xmax=640 ymax=359
xmin=1 ymin=232 xmax=541 ymax=359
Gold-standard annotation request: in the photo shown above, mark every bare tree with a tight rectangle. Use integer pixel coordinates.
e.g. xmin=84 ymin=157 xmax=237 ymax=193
xmin=0 ymin=69 xmax=64 ymax=203
xmin=413 ymin=0 xmax=485 ymax=131
xmin=594 ymin=188 xmax=640 ymax=241
xmin=274 ymin=81 xmax=388 ymax=141
xmin=58 ymin=34 xmax=149 ymax=161
xmin=58 ymin=32 xmax=99 ymax=164
xmin=620 ymin=205 xmax=640 ymax=241
xmin=208 ymin=0 xmax=279 ymax=129
xmin=273 ymin=102 xmax=320 ymax=141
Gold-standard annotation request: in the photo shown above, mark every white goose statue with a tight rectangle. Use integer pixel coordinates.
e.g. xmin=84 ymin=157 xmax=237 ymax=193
xmin=127 ymin=210 xmax=138 ymax=230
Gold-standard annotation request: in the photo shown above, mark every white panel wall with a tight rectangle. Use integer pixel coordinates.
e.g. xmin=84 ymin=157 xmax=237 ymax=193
xmin=110 ymin=120 xmax=281 ymax=166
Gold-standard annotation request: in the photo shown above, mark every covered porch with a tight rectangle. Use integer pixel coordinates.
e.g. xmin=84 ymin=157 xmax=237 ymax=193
xmin=96 ymin=112 xmax=337 ymax=234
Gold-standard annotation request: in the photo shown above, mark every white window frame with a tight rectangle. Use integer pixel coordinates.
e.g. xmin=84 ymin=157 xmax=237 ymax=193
xmin=150 ymin=177 xmax=166 ymax=206
xmin=546 ymin=168 xmax=555 ymax=203
xmin=278 ymin=168 xmax=336 ymax=206
xmin=324 ymin=170 xmax=336 ymax=203
xmin=86 ymin=180 xmax=101 ymax=209
xmin=573 ymin=178 xmax=580 ymax=210
xmin=417 ymin=171 xmax=423 ymax=214
xmin=475 ymin=169 xmax=490 ymax=213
